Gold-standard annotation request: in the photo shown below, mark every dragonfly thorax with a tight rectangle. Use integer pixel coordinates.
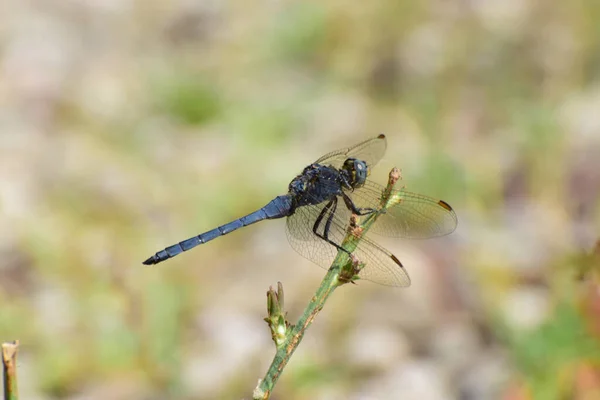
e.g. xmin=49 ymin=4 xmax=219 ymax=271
xmin=287 ymin=164 xmax=344 ymax=208
xmin=341 ymin=157 xmax=368 ymax=189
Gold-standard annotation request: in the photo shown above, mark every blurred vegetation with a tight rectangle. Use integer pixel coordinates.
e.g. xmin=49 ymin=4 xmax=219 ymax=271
xmin=1 ymin=1 xmax=600 ymax=399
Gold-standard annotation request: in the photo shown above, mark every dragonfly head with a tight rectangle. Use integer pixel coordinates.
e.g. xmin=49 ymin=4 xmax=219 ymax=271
xmin=342 ymin=157 xmax=368 ymax=188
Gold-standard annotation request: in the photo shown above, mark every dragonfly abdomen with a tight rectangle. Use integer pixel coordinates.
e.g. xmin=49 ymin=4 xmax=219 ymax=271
xmin=143 ymin=195 xmax=293 ymax=265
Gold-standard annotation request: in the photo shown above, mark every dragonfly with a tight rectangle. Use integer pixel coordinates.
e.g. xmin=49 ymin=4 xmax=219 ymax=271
xmin=143 ymin=134 xmax=457 ymax=287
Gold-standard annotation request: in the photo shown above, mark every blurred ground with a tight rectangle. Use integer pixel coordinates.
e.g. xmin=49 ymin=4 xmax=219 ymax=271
xmin=1 ymin=1 xmax=600 ymax=399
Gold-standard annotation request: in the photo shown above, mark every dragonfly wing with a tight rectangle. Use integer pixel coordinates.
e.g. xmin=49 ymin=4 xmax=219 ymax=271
xmin=286 ymin=195 xmax=410 ymax=287
xmin=315 ymin=134 xmax=387 ymax=170
xmin=285 ymin=203 xmax=338 ymax=269
xmin=350 ymin=235 xmax=411 ymax=287
xmin=347 ymin=181 xmax=458 ymax=238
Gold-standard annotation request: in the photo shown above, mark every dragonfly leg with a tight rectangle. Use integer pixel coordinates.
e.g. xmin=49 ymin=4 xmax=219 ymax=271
xmin=341 ymin=192 xmax=376 ymax=216
xmin=312 ymin=198 xmax=350 ymax=255
xmin=312 ymin=199 xmax=333 ymax=235
xmin=323 ymin=197 xmax=338 ymax=241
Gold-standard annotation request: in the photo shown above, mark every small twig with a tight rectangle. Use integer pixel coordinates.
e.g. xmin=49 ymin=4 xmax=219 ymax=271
xmin=264 ymin=282 xmax=289 ymax=348
xmin=381 ymin=167 xmax=401 ymax=207
xmin=254 ymin=168 xmax=401 ymax=399
xmin=2 ymin=341 xmax=19 ymax=400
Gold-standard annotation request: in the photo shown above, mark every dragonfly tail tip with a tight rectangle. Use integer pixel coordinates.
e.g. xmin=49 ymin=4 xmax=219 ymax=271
xmin=142 ymin=256 xmax=157 ymax=265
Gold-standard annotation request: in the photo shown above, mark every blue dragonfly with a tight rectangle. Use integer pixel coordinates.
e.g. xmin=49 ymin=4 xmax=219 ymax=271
xmin=143 ymin=135 xmax=457 ymax=286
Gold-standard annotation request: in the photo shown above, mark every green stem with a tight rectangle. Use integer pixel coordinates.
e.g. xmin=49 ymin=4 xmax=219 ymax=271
xmin=254 ymin=168 xmax=401 ymax=400
xmin=255 ymin=264 xmax=341 ymax=399
xmin=2 ymin=341 xmax=19 ymax=400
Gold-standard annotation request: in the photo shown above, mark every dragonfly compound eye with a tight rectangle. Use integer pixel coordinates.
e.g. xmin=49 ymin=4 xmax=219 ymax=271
xmin=353 ymin=159 xmax=368 ymax=186
xmin=342 ymin=158 xmax=368 ymax=188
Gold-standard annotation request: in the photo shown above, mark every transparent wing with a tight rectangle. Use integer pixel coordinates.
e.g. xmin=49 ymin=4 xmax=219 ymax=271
xmin=352 ymin=235 xmax=411 ymax=287
xmin=315 ymin=134 xmax=387 ymax=169
xmin=285 ymin=196 xmax=410 ymax=287
xmin=285 ymin=203 xmax=339 ymax=268
xmin=347 ymin=181 xmax=458 ymax=238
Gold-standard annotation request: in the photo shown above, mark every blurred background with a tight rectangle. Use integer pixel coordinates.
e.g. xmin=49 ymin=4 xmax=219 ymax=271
xmin=1 ymin=1 xmax=600 ymax=399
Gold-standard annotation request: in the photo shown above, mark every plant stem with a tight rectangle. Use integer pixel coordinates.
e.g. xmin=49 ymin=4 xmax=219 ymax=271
xmin=254 ymin=168 xmax=401 ymax=399
xmin=255 ymin=264 xmax=340 ymax=399
xmin=2 ymin=341 xmax=19 ymax=400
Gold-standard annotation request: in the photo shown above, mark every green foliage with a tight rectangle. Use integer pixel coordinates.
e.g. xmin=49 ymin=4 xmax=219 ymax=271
xmin=287 ymin=361 xmax=345 ymax=392
xmin=141 ymin=276 xmax=188 ymax=392
xmin=509 ymin=303 xmax=600 ymax=399
xmin=267 ymin=3 xmax=328 ymax=66
xmin=228 ymin=104 xmax=296 ymax=147
xmin=154 ymin=73 xmax=221 ymax=125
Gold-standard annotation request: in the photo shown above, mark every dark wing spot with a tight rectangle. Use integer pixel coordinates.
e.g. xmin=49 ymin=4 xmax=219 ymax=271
xmin=438 ymin=200 xmax=453 ymax=212
xmin=390 ymin=254 xmax=403 ymax=267
xmin=377 ymin=133 xmax=386 ymax=139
